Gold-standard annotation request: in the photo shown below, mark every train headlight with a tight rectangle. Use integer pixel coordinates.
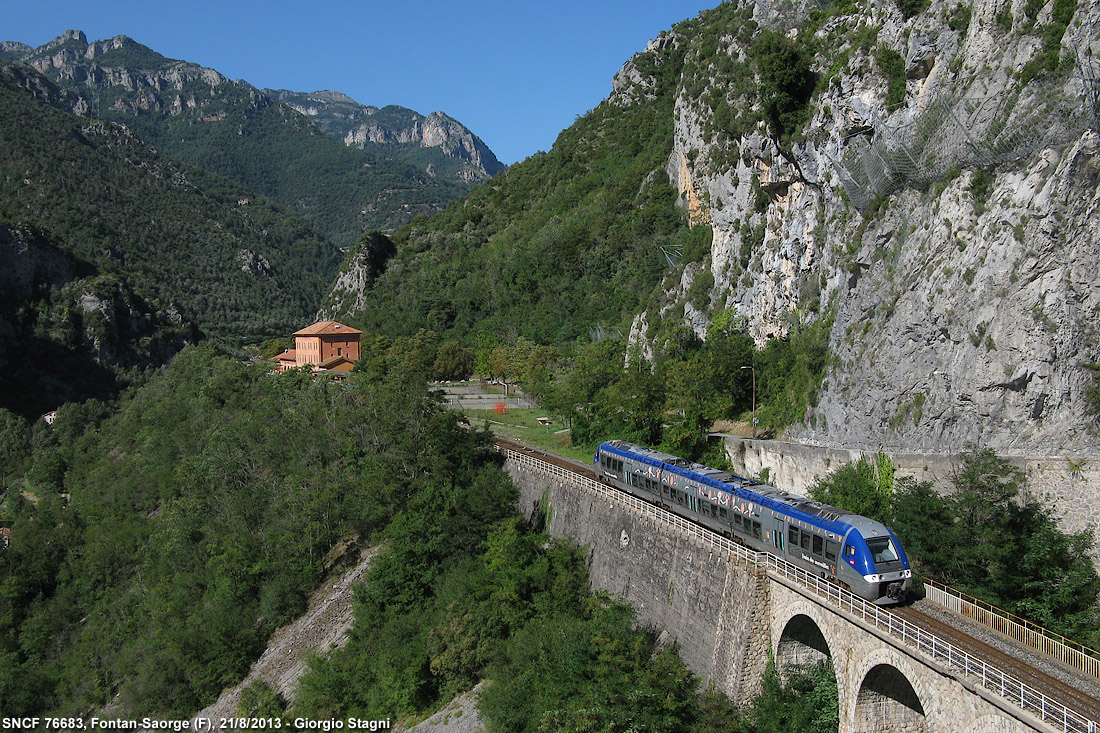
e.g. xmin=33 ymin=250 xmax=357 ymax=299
xmin=903 ymin=569 xmax=912 ymax=578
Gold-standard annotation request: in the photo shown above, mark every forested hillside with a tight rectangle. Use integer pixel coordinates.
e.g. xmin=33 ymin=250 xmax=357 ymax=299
xmin=0 ymin=62 xmax=341 ymax=339
xmin=0 ymin=346 xmax=495 ymax=715
xmin=0 ymin=222 xmax=197 ymax=417
xmin=0 ymin=344 xmax=840 ymax=729
xmin=321 ymin=21 xmax=829 ymax=458
xmin=323 ymin=37 xmax=699 ymax=345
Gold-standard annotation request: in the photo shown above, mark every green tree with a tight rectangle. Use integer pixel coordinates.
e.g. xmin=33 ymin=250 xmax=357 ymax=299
xmin=238 ymin=680 xmax=286 ymax=718
xmin=887 ymin=446 xmax=1100 ymax=642
xmin=0 ymin=408 xmax=31 ymax=480
xmin=946 ymin=445 xmax=1025 ymax=596
xmin=809 ymin=453 xmax=895 ymax=524
xmin=742 ymin=658 xmax=838 ymax=733
xmin=751 ymin=30 xmax=816 ymax=141
xmin=433 ymin=340 xmax=475 ymax=382
xmin=889 ymin=477 xmax=955 ymax=575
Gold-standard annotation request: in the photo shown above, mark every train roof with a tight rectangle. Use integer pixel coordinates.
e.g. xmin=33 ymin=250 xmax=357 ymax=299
xmin=601 ymin=440 xmax=854 ymax=534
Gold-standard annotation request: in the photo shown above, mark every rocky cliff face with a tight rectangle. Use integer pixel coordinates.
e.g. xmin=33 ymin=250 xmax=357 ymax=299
xmin=344 ymin=109 xmax=505 ymax=181
xmin=267 ymin=89 xmax=507 ymax=182
xmin=624 ymin=0 xmax=1100 ymax=456
xmin=13 ymin=30 xmax=239 ymax=116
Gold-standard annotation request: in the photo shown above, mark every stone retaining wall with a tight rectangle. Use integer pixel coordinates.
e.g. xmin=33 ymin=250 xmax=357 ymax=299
xmin=506 ymin=459 xmax=771 ymax=703
xmin=724 ymin=437 xmax=1100 ymax=557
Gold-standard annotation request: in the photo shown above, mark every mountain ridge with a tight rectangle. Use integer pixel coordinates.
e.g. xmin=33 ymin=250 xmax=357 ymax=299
xmin=1 ymin=30 xmax=503 ymax=244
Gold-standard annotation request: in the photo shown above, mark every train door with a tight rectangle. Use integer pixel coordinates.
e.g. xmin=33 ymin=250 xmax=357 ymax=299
xmin=787 ymin=524 xmax=799 ymax=558
xmin=770 ymin=514 xmax=785 ymax=552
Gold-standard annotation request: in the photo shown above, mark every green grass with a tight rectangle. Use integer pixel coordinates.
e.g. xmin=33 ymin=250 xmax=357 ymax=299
xmin=464 ymin=408 xmax=593 ymax=463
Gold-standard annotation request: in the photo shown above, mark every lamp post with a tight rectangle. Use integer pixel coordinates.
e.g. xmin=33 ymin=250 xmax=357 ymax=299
xmin=741 ymin=365 xmax=756 ymax=438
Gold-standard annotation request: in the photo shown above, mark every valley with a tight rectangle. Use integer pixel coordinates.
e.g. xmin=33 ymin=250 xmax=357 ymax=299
xmin=1 ymin=0 xmax=1099 ymax=727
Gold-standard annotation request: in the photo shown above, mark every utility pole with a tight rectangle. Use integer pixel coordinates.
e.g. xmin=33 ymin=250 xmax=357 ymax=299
xmin=741 ymin=365 xmax=756 ymax=439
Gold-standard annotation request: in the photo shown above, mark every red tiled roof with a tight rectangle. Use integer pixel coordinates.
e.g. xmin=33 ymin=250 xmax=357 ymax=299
xmin=293 ymin=321 xmax=363 ymax=336
xmin=273 ymin=349 xmax=297 ymax=363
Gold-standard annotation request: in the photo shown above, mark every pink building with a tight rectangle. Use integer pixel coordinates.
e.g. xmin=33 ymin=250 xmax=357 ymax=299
xmin=273 ymin=321 xmax=362 ymax=373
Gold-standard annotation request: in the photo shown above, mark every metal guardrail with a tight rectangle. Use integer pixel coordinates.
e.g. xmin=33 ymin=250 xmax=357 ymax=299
xmin=504 ymin=448 xmax=1100 ymax=733
xmin=922 ymin=577 xmax=1100 ymax=681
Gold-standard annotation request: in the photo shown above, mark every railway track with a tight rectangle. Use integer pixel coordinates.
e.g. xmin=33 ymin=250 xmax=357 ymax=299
xmin=892 ymin=604 xmax=1100 ymax=724
xmin=496 ymin=436 xmax=1100 ymax=729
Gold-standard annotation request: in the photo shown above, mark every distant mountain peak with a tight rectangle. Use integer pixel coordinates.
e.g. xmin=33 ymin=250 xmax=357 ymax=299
xmin=307 ymin=89 xmax=359 ymax=105
xmin=49 ymin=29 xmax=87 ymax=47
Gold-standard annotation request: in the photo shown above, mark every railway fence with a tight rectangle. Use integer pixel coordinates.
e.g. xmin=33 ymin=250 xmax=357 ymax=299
xmin=503 ymin=446 xmax=1099 ymax=733
xmin=922 ymin=577 xmax=1100 ymax=681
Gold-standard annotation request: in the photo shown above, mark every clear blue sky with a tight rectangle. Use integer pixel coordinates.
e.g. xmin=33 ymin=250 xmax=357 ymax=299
xmin=6 ymin=1 xmax=718 ymax=165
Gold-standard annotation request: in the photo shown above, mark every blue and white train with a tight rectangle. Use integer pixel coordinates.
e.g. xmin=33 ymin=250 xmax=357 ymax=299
xmin=594 ymin=440 xmax=912 ymax=604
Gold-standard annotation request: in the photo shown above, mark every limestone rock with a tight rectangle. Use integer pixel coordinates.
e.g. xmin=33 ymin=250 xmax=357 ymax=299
xmin=266 ymin=89 xmax=507 ymax=182
xmin=634 ymin=0 xmax=1100 ymax=456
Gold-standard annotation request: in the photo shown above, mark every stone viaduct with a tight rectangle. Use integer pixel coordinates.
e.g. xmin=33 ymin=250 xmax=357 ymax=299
xmin=504 ymin=449 xmax=1086 ymax=733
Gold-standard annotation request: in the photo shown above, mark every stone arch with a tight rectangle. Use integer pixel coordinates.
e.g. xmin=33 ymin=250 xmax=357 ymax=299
xmin=775 ymin=613 xmax=832 ymax=675
xmin=851 ymin=662 xmax=927 ymax=732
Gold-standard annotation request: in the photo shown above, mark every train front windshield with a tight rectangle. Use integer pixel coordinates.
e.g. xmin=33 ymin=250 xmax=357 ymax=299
xmin=867 ymin=537 xmax=900 ymax=564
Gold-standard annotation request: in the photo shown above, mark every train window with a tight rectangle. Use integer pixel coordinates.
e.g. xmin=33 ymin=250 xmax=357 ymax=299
xmin=867 ymin=537 xmax=900 ymax=563
xmin=812 ymin=535 xmax=823 ymax=556
xmin=800 ymin=531 xmax=812 ymax=550
xmin=788 ymin=526 xmax=798 ymax=549
xmin=733 ymin=513 xmax=743 ymax=528
xmin=751 ymin=521 xmax=762 ymax=540
xmin=825 ymin=540 xmax=838 ymax=562
xmin=719 ymin=507 xmax=727 ymax=519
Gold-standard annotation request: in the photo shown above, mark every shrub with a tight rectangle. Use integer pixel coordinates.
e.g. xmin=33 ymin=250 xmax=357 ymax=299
xmin=751 ymin=30 xmax=816 ymax=141
xmin=874 ymin=46 xmax=907 ymax=108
